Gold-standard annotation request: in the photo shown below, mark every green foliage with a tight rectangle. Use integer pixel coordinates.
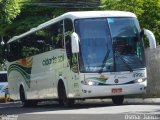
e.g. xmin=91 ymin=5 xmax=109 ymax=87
xmin=100 ymin=0 xmax=160 ymax=45
xmin=0 ymin=0 xmax=31 ymax=37
xmin=0 ymin=0 xmax=20 ymax=24
xmin=0 ymin=4 xmax=66 ymax=37
xmin=139 ymin=0 xmax=160 ymax=45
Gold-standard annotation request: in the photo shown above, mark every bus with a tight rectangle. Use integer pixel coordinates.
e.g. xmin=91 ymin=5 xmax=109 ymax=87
xmin=0 ymin=71 xmax=8 ymax=101
xmin=6 ymin=11 xmax=156 ymax=107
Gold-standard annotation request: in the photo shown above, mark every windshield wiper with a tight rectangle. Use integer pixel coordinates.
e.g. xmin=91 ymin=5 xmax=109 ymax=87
xmin=99 ymin=50 xmax=110 ymax=74
xmin=118 ymin=55 xmax=133 ymax=72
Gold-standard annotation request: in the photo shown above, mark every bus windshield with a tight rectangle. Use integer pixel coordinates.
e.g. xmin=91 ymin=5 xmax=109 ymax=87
xmin=75 ymin=17 xmax=145 ymax=73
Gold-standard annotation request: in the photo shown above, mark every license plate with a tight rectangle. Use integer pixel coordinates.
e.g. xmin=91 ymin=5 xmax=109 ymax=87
xmin=112 ymin=88 xmax=122 ymax=93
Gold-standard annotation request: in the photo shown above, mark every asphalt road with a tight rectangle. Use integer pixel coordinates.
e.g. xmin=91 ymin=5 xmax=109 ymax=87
xmin=0 ymin=100 xmax=160 ymax=120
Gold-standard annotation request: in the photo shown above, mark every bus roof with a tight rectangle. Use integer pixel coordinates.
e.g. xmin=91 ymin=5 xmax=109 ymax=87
xmin=65 ymin=11 xmax=136 ymax=19
xmin=7 ymin=11 xmax=136 ymax=44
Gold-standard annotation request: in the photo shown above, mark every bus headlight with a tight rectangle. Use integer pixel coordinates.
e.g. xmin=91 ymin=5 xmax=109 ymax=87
xmin=81 ymin=80 xmax=99 ymax=86
xmin=134 ymin=78 xmax=147 ymax=83
xmin=137 ymin=78 xmax=143 ymax=83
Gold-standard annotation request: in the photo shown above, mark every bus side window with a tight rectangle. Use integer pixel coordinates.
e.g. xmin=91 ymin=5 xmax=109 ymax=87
xmin=64 ymin=18 xmax=78 ymax=72
xmin=64 ymin=19 xmax=73 ymax=61
xmin=20 ymin=34 xmax=41 ymax=57
xmin=47 ymin=21 xmax=63 ymax=49
xmin=56 ymin=22 xmax=63 ymax=48
xmin=9 ymin=41 xmax=20 ymax=61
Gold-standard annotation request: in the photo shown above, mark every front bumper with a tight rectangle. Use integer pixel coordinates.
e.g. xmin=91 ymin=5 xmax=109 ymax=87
xmin=80 ymin=82 xmax=146 ymax=98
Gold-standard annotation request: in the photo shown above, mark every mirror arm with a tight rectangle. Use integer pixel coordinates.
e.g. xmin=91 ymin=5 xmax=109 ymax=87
xmin=71 ymin=32 xmax=80 ymax=53
xmin=144 ymin=29 xmax=156 ymax=49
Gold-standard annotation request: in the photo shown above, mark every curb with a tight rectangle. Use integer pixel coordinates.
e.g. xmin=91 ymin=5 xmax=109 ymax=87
xmin=79 ymin=98 xmax=160 ymax=104
xmin=124 ymin=98 xmax=160 ymax=104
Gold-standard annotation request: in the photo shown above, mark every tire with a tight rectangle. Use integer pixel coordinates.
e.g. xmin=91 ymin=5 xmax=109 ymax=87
xmin=20 ymin=87 xmax=37 ymax=107
xmin=58 ymin=82 xmax=75 ymax=107
xmin=112 ymin=96 xmax=124 ymax=105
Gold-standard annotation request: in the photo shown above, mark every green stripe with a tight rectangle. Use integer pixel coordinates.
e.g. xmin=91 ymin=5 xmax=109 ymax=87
xmin=8 ymin=64 xmax=32 ymax=88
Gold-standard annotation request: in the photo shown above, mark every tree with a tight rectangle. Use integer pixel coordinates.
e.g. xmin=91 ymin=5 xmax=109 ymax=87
xmin=0 ymin=0 xmax=20 ymax=24
xmin=0 ymin=0 xmax=22 ymax=69
xmin=100 ymin=0 xmax=160 ymax=45
xmin=139 ymin=0 xmax=160 ymax=45
xmin=2 ymin=6 xmax=71 ymax=39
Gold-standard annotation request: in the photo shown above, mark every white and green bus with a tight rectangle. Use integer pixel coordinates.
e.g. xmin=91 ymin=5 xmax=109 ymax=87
xmin=6 ymin=11 xmax=156 ymax=107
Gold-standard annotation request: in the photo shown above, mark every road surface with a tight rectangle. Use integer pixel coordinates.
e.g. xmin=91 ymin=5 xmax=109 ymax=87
xmin=0 ymin=100 xmax=160 ymax=120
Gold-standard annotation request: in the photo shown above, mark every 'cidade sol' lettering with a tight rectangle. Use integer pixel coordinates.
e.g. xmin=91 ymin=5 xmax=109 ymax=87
xmin=42 ymin=55 xmax=64 ymax=66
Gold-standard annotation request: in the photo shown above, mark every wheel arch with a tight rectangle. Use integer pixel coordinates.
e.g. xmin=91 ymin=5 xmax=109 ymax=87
xmin=57 ymin=79 xmax=68 ymax=97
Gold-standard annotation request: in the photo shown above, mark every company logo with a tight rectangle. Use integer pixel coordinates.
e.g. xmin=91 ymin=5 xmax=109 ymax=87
xmin=133 ymin=73 xmax=144 ymax=78
xmin=114 ymin=79 xmax=119 ymax=83
xmin=98 ymin=75 xmax=109 ymax=79
xmin=97 ymin=75 xmax=109 ymax=83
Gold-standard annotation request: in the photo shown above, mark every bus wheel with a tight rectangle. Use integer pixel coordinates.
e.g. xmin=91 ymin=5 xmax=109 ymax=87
xmin=20 ymin=86 xmax=28 ymax=107
xmin=112 ymin=96 xmax=124 ymax=105
xmin=20 ymin=86 xmax=37 ymax=107
xmin=58 ymin=82 xmax=75 ymax=107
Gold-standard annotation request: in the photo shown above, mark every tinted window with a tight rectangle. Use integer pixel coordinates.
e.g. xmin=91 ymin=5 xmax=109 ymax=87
xmin=7 ymin=21 xmax=64 ymax=62
xmin=75 ymin=18 xmax=114 ymax=73
xmin=108 ymin=17 xmax=145 ymax=71
xmin=64 ymin=19 xmax=73 ymax=60
xmin=0 ymin=74 xmax=7 ymax=82
xmin=45 ymin=21 xmax=64 ymax=49
xmin=7 ymin=41 xmax=21 ymax=62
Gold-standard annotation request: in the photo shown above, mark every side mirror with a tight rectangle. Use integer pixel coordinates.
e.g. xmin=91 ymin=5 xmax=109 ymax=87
xmin=71 ymin=32 xmax=79 ymax=53
xmin=143 ymin=29 xmax=156 ymax=49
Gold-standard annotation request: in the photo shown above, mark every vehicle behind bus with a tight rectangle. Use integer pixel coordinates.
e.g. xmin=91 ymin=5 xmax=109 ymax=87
xmin=0 ymin=71 xmax=8 ymax=102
